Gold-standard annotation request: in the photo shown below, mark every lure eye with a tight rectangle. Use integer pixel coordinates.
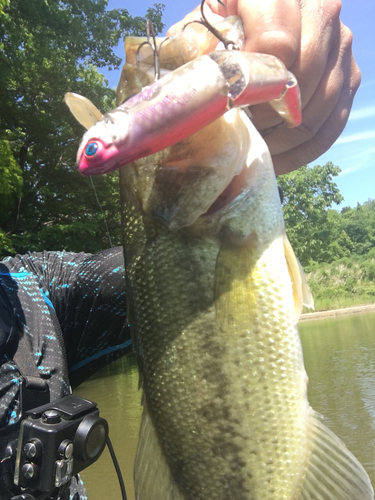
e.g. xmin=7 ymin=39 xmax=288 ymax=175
xmin=85 ymin=142 xmax=98 ymax=156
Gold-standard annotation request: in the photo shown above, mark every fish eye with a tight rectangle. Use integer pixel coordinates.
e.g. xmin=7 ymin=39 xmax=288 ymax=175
xmin=85 ymin=142 xmax=98 ymax=156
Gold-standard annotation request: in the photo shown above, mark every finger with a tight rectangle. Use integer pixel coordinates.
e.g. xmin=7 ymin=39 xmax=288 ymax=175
xmin=272 ymin=81 xmax=356 ymax=175
xmin=289 ymin=0 xmax=343 ymax=108
xmin=225 ymin=0 xmax=301 ymax=68
xmin=272 ymin=39 xmax=361 ymax=175
xmin=266 ymin=21 xmax=358 ymax=158
xmin=252 ymin=0 xmax=343 ymax=132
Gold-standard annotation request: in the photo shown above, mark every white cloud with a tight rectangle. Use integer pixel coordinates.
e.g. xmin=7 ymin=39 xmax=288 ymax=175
xmin=359 ymin=79 xmax=375 ymax=89
xmin=349 ymin=105 xmax=375 ymax=121
xmin=340 ymin=162 xmax=371 ymax=176
xmin=338 ymin=146 xmax=375 ymax=176
xmin=335 ymin=130 xmax=375 ymax=145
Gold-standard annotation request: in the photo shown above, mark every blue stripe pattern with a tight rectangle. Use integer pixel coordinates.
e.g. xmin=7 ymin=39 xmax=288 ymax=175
xmin=69 ymin=339 xmax=132 ymax=373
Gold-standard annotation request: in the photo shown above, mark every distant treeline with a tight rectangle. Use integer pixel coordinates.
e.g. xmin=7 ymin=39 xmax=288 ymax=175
xmin=278 ymin=164 xmax=375 ymax=311
xmin=279 ymin=164 xmax=375 ymax=268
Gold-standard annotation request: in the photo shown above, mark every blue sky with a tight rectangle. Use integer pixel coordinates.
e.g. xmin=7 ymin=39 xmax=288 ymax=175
xmin=104 ymin=0 xmax=374 ymax=209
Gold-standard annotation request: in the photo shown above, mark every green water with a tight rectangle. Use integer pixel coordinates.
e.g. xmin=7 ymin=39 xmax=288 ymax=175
xmin=74 ymin=312 xmax=375 ymax=500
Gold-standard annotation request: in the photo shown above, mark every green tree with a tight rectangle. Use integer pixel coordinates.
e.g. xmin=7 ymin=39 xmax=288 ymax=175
xmin=0 ymin=0 xmax=164 ymax=257
xmin=0 ymin=139 xmax=23 ymax=254
xmin=278 ymin=162 xmax=344 ymax=266
xmin=340 ymin=200 xmax=375 ymax=255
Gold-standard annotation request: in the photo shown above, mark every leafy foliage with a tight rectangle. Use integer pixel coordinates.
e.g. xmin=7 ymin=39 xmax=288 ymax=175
xmin=0 ymin=139 xmax=22 ymax=253
xmin=340 ymin=200 xmax=375 ymax=256
xmin=0 ymin=0 xmax=164 ymax=257
xmin=279 ymin=163 xmax=375 ymax=312
xmin=278 ymin=163 xmax=344 ymax=266
xmin=305 ymin=249 xmax=375 ymax=311
xmin=278 ymin=164 xmax=375 ymax=310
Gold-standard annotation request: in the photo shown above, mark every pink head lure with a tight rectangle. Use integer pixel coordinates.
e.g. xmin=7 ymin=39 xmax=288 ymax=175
xmin=75 ymin=50 xmax=301 ymax=176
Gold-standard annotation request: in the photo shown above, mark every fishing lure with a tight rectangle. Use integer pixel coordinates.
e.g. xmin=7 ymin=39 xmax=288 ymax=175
xmin=65 ymin=3 xmax=302 ymax=176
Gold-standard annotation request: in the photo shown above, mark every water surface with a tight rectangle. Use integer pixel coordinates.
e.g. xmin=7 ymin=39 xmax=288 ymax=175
xmin=74 ymin=312 xmax=375 ymax=500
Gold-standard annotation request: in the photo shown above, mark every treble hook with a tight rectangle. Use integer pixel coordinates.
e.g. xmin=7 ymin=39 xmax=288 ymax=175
xmin=136 ymin=20 xmax=161 ymax=80
xmin=184 ymin=0 xmax=238 ymax=50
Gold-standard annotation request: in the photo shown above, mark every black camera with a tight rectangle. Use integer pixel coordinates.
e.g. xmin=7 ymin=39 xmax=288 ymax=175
xmin=13 ymin=395 xmax=108 ymax=495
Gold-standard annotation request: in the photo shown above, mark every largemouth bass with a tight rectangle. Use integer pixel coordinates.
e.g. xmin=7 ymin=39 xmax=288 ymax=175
xmin=66 ymin=15 xmax=373 ymax=500
xmin=117 ymin=111 xmax=373 ymax=500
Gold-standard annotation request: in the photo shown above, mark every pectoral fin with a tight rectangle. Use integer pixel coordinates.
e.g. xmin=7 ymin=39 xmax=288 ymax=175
xmin=300 ymin=409 xmax=374 ymax=500
xmin=64 ymin=92 xmax=103 ymax=130
xmin=134 ymin=402 xmax=185 ymax=500
xmin=283 ymin=231 xmax=314 ymax=322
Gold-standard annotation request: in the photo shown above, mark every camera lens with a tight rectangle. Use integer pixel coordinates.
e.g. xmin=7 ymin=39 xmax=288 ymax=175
xmin=73 ymin=414 xmax=108 ymax=464
xmin=86 ymin=423 xmax=106 ymax=458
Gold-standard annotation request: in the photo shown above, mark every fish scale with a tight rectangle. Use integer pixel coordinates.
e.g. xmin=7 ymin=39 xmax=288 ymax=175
xmin=116 ymin=114 xmax=373 ymax=500
xmin=214 ymin=236 xmax=309 ymax=499
xmin=120 ymin=145 xmax=306 ymax=500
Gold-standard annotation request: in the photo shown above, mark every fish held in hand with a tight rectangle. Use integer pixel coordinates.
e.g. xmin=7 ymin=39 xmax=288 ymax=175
xmin=65 ymin=17 xmax=374 ymax=500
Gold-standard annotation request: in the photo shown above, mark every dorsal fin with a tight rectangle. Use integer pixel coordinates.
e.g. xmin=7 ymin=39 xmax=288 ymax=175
xmin=64 ymin=92 xmax=103 ymax=130
xmin=283 ymin=231 xmax=314 ymax=322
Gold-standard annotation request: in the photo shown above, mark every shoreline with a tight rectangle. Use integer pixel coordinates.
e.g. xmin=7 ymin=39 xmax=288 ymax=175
xmin=300 ymin=303 xmax=375 ymax=321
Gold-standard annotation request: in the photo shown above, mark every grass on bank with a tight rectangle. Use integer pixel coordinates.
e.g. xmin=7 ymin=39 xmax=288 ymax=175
xmin=304 ymin=248 xmax=375 ymax=312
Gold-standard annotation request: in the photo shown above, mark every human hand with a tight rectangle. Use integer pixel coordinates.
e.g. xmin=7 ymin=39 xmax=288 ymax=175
xmin=167 ymin=0 xmax=361 ymax=175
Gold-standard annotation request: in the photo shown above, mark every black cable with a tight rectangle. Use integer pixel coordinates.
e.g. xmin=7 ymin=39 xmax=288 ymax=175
xmin=106 ymin=437 xmax=127 ymax=500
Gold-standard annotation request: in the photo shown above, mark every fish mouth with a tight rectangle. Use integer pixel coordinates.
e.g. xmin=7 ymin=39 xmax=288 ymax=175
xmin=203 ymin=166 xmax=248 ymax=217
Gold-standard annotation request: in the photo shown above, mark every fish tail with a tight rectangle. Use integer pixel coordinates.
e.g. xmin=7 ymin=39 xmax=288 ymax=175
xmin=300 ymin=408 xmax=374 ymax=500
xmin=134 ymin=402 xmax=186 ymax=500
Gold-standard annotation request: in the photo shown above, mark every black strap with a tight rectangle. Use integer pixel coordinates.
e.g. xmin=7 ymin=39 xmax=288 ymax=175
xmin=0 ymin=285 xmax=18 ymax=364
xmin=13 ymin=334 xmax=49 ymax=416
xmin=6 ymin=287 xmax=65 ymax=414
